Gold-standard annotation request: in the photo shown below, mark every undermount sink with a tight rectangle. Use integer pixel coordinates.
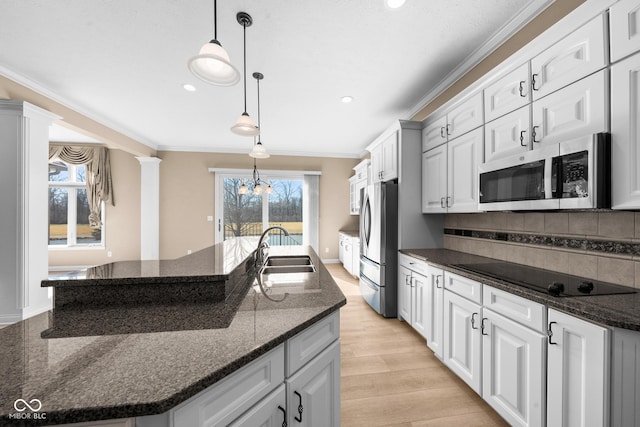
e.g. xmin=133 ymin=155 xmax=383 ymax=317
xmin=261 ymin=265 xmax=315 ymax=275
xmin=265 ymin=256 xmax=313 ymax=267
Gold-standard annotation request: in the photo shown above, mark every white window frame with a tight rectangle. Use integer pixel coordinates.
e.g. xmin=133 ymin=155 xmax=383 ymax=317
xmin=48 ymin=162 xmax=105 ymax=249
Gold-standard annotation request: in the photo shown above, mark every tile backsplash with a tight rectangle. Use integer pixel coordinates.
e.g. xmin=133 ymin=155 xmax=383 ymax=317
xmin=444 ymin=212 xmax=640 ymax=288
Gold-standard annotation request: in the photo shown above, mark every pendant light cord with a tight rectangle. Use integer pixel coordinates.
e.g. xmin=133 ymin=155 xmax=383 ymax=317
xmin=213 ymin=0 xmax=217 ymax=40
xmin=256 ymin=76 xmax=261 ymax=142
xmin=242 ymin=21 xmax=247 ymax=113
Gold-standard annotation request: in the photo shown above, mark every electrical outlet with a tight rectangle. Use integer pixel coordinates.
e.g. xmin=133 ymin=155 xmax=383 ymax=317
xmin=325 ymin=247 xmax=329 ymax=253
xmin=187 ymin=249 xmax=192 ymax=255
xmin=107 ymin=251 xmax=113 ymax=257
xmin=207 ymin=216 xmax=213 ymax=222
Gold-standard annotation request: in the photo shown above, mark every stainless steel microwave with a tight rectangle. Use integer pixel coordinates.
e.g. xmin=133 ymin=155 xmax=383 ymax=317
xmin=478 ymin=133 xmax=611 ymax=211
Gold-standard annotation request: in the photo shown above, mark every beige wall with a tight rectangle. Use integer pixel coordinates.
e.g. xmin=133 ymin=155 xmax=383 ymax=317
xmin=48 ymin=149 xmax=141 ymax=267
xmin=158 ymin=151 xmax=360 ymax=260
xmin=411 ymin=0 xmax=586 ymax=121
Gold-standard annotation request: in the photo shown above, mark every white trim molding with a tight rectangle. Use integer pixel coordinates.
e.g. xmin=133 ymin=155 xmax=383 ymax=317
xmin=208 ymin=168 xmax=321 ymax=176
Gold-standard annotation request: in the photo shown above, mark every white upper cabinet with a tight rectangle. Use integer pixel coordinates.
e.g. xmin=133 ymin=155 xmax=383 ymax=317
xmin=447 ymin=127 xmax=484 ymax=212
xmin=611 ymin=51 xmax=640 ymax=209
xmin=484 ymin=62 xmax=531 ymax=122
xmin=610 ymin=0 xmax=640 ymax=62
xmin=484 ymin=105 xmax=530 ymax=162
xmin=421 ymin=145 xmax=448 ymax=213
xmin=422 ymin=113 xmax=448 ymax=152
xmin=531 ymin=69 xmax=607 ymax=147
xmin=446 ymin=92 xmax=484 ymax=140
xmin=371 ymin=132 xmax=398 ymax=183
xmin=531 ymin=14 xmax=607 ymax=100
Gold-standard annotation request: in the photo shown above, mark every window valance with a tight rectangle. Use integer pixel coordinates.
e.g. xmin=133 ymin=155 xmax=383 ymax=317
xmin=49 ymin=145 xmax=114 ymax=229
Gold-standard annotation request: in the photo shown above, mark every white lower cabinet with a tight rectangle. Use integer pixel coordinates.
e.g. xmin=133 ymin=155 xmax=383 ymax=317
xmin=482 ymin=308 xmax=546 ymax=427
xmin=546 ymin=308 xmax=609 ymax=427
xmin=286 ymin=340 xmax=341 ymax=426
xmin=398 ymin=254 xmax=429 ymax=339
xmin=443 ymin=290 xmax=482 ymax=393
xmin=425 ymin=266 xmax=444 ymax=359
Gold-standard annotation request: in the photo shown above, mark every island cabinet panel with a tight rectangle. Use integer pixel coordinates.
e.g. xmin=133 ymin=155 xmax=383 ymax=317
xmin=287 ymin=311 xmax=340 ymax=376
xmin=229 ymin=385 xmax=286 ymax=427
xmin=171 ymin=345 xmax=285 ymax=427
xmin=286 ymin=340 xmax=341 ymax=426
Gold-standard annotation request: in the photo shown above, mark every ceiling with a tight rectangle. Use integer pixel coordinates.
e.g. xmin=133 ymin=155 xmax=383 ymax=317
xmin=1 ymin=0 xmax=544 ymax=158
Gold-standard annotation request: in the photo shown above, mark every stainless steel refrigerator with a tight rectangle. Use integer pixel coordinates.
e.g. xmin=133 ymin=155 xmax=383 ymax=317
xmin=359 ymin=181 xmax=398 ymax=317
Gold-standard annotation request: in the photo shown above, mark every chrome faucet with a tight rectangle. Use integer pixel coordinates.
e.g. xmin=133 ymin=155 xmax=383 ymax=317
xmin=255 ymin=226 xmax=289 ymax=267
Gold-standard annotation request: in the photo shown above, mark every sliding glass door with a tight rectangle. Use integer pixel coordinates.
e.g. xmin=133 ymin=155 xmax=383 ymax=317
xmin=216 ymin=174 xmax=303 ymax=246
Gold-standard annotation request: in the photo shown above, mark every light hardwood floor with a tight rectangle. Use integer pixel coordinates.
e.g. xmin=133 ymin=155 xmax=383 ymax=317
xmin=325 ymin=263 xmax=509 ymax=427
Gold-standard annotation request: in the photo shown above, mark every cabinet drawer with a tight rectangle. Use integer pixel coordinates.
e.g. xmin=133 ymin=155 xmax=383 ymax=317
xmin=171 ymin=344 xmax=285 ymax=427
xmin=398 ymin=253 xmax=428 ymax=276
xmin=287 ymin=311 xmax=340 ymax=376
xmin=482 ymin=285 xmax=546 ymax=334
xmin=444 ymin=271 xmax=482 ymax=304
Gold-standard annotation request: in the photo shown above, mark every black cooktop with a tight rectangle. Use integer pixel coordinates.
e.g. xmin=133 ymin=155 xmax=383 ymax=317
xmin=453 ymin=262 xmax=637 ymax=297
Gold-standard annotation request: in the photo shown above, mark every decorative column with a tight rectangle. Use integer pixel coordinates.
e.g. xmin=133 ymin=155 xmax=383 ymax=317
xmin=0 ymin=101 xmax=60 ymax=323
xmin=136 ymin=157 xmax=162 ymax=260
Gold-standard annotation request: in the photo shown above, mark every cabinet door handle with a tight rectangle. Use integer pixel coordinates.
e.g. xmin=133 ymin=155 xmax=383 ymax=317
xmin=441 ymin=126 xmax=445 ymax=138
xmin=481 ymin=317 xmax=489 ymax=335
xmin=532 ymin=73 xmax=539 ymax=91
xmin=471 ymin=312 xmax=478 ymax=330
xmin=532 ymin=125 xmax=540 ymax=143
xmin=278 ymin=406 xmax=287 ymax=427
xmin=519 ymin=130 xmax=527 ymax=147
xmin=446 ymin=196 xmax=451 ymax=208
xmin=440 ymin=197 xmax=445 ymax=208
xmin=519 ymin=80 xmax=526 ymax=97
xmin=294 ymin=391 xmax=303 ymax=422
xmin=435 ymin=274 xmax=443 ymax=288
xmin=548 ymin=321 xmax=557 ymax=345
xmin=446 ymin=124 xmax=452 ymax=136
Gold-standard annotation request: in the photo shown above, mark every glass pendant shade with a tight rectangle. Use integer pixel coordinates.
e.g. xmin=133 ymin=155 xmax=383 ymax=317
xmin=266 ymin=184 xmax=274 ymax=194
xmin=249 ymin=141 xmax=270 ymax=158
xmin=238 ymin=183 xmax=249 ymax=194
xmin=253 ymin=183 xmax=264 ymax=195
xmin=188 ymin=40 xmax=240 ymax=86
xmin=231 ymin=112 xmax=259 ymax=136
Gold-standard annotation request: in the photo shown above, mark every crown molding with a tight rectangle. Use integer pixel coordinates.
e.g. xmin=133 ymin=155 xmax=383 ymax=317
xmin=158 ymin=144 xmax=362 ymax=159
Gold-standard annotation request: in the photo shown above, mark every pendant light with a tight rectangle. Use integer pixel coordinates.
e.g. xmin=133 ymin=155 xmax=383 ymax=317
xmin=237 ymin=159 xmax=273 ymax=196
xmin=188 ymin=0 xmax=240 ymax=86
xmin=249 ymin=72 xmax=270 ymax=159
xmin=231 ymin=12 xmax=260 ymax=137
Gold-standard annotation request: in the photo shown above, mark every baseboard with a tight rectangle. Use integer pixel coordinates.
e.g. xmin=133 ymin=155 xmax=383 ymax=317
xmin=0 ymin=312 xmax=21 ymax=325
xmin=22 ymin=301 xmax=52 ymax=320
xmin=321 ymin=258 xmax=340 ymax=264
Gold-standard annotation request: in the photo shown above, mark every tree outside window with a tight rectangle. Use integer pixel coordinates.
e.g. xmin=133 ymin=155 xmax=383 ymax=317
xmin=48 ymin=161 xmax=103 ymax=247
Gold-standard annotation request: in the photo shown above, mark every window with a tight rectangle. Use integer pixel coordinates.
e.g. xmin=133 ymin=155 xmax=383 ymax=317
xmin=213 ymin=169 xmax=319 ymax=252
xmin=48 ymin=161 xmax=104 ymax=247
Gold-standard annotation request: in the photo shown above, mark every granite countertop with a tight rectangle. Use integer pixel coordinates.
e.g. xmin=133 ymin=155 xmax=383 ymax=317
xmin=339 ymin=229 xmax=360 ymax=238
xmin=43 ymin=237 xmax=260 ymax=287
xmin=401 ymin=248 xmax=640 ymax=331
xmin=0 ymin=242 xmax=346 ymax=426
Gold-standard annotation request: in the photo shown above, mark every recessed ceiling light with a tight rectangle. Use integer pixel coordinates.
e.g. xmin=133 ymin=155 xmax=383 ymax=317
xmin=183 ymin=84 xmax=196 ymax=92
xmin=386 ymin=0 xmax=406 ymax=9
xmin=341 ymin=96 xmax=354 ymax=103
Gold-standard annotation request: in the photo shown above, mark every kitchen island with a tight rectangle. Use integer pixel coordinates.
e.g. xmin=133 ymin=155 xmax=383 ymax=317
xmin=0 ymin=239 xmax=346 ymax=426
